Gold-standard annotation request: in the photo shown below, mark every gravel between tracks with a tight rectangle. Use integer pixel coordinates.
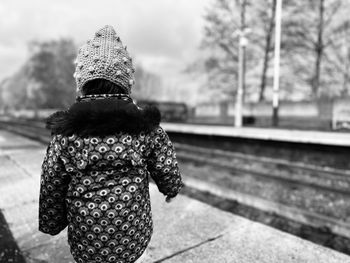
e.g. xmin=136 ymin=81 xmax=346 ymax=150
xmin=179 ymin=158 xmax=350 ymax=222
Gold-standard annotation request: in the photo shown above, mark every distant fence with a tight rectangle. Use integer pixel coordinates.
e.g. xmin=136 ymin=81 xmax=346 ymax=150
xmin=194 ymin=98 xmax=350 ymax=130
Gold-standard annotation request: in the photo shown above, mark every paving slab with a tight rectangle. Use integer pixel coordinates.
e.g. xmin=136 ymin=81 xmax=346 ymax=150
xmin=162 ymin=217 xmax=348 ymax=263
xmin=1 ymin=130 xmax=350 ymax=263
xmin=0 ymin=130 xmax=42 ymax=150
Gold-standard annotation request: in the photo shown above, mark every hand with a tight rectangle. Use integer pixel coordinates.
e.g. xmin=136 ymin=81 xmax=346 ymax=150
xmin=165 ymin=196 xmax=174 ymax=203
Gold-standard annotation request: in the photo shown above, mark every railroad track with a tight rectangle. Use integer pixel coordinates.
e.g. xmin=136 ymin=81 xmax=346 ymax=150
xmin=175 ymin=144 xmax=350 ymax=196
xmin=1 ymin=119 xmax=350 ymax=246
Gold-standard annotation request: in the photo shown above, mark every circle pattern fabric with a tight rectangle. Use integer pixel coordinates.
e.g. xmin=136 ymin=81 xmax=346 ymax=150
xmin=39 ymin=127 xmax=183 ymax=263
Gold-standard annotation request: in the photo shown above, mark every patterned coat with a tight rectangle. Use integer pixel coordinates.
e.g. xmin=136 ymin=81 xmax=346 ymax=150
xmin=39 ymin=94 xmax=183 ymax=263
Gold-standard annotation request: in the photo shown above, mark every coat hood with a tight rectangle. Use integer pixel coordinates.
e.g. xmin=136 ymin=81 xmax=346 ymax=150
xmin=46 ymin=95 xmax=161 ymax=136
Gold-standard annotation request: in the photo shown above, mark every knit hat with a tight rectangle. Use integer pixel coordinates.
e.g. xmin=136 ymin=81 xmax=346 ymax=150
xmin=73 ymin=25 xmax=135 ymax=94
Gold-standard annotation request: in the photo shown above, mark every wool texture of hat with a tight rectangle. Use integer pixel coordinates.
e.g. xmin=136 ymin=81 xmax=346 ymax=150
xmin=73 ymin=25 xmax=135 ymax=94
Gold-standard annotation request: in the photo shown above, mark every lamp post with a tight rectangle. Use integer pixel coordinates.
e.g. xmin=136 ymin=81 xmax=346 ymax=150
xmin=235 ymin=31 xmax=249 ymax=127
xmin=235 ymin=0 xmax=249 ymax=128
xmin=272 ymin=0 xmax=283 ymax=127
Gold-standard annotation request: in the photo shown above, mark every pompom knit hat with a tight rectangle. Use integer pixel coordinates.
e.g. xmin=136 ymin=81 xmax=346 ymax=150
xmin=73 ymin=25 xmax=135 ymax=94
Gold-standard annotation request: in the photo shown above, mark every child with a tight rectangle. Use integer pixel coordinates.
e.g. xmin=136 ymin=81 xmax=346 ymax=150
xmin=38 ymin=25 xmax=183 ymax=263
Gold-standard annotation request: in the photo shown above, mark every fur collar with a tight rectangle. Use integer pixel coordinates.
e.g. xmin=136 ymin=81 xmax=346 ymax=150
xmin=46 ymin=97 xmax=161 ymax=136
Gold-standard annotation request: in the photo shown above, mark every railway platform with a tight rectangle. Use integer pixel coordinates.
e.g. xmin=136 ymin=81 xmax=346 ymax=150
xmin=1 ymin=129 xmax=350 ymax=263
xmin=162 ymin=123 xmax=350 ymax=146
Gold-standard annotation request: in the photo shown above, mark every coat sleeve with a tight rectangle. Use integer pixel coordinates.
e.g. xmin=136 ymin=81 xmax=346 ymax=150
xmin=147 ymin=126 xmax=184 ymax=198
xmin=38 ymin=135 xmax=69 ymax=235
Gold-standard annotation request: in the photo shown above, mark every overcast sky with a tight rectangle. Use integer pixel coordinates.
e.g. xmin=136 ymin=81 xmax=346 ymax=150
xmin=0 ymin=0 xmax=212 ymax=100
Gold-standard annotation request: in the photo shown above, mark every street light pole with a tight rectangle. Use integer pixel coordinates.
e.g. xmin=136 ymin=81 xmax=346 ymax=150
xmin=235 ymin=0 xmax=247 ymax=128
xmin=235 ymin=38 xmax=245 ymax=127
xmin=272 ymin=0 xmax=283 ymax=127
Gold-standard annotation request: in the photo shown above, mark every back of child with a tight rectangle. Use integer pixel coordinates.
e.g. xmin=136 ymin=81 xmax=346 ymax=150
xmin=38 ymin=25 xmax=183 ymax=263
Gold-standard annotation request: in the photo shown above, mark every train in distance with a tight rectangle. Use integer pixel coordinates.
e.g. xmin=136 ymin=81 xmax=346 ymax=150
xmin=136 ymin=100 xmax=189 ymax=122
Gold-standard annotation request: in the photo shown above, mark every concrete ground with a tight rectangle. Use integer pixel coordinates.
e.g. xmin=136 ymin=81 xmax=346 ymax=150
xmin=1 ymin=129 xmax=350 ymax=263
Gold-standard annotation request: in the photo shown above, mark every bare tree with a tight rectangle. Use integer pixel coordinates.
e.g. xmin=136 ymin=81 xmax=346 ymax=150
xmin=195 ymin=0 xmax=280 ymax=102
xmin=255 ymin=0 xmax=276 ymax=101
xmin=282 ymin=0 xmax=345 ymax=99
xmin=322 ymin=20 xmax=350 ymax=96
xmin=28 ymin=39 xmax=77 ymax=108
xmin=0 ymin=64 xmax=38 ymax=110
xmin=191 ymin=0 xmax=350 ymax=102
xmin=133 ymin=64 xmax=162 ymax=100
xmin=199 ymin=0 xmax=241 ymax=99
